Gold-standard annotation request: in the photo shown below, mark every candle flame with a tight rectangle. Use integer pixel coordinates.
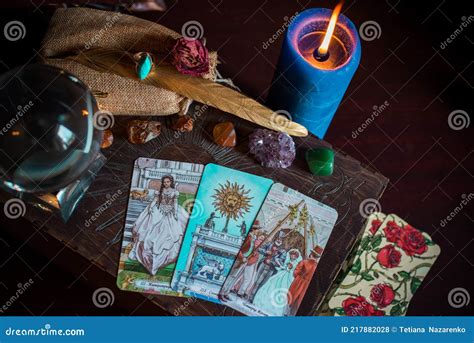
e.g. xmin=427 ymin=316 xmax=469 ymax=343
xmin=318 ymin=1 xmax=344 ymax=56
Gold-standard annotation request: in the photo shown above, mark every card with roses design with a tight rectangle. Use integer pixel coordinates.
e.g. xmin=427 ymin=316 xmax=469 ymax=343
xmin=328 ymin=213 xmax=441 ymax=316
xmin=318 ymin=212 xmax=386 ymax=315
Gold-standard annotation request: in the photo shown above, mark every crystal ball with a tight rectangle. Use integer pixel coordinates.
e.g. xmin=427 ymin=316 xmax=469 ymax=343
xmin=0 ymin=64 xmax=103 ymax=193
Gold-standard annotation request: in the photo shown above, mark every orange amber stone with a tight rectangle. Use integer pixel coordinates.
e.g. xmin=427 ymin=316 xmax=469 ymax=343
xmin=101 ymin=129 xmax=114 ymax=149
xmin=213 ymin=122 xmax=236 ymax=147
xmin=171 ymin=115 xmax=194 ymax=132
xmin=127 ymin=120 xmax=161 ymax=144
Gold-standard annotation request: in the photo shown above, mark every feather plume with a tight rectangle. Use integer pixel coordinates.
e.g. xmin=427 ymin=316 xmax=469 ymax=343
xmin=69 ymin=48 xmax=308 ymax=137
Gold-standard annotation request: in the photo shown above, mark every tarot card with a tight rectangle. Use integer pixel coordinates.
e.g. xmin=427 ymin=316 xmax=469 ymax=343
xmin=117 ymin=158 xmax=204 ymax=297
xmin=335 ymin=212 xmax=388 ymax=286
xmin=219 ymin=183 xmax=338 ymax=316
xmin=171 ymin=163 xmax=273 ymax=303
xmin=318 ymin=212 xmax=386 ymax=314
xmin=328 ymin=213 xmax=441 ymax=316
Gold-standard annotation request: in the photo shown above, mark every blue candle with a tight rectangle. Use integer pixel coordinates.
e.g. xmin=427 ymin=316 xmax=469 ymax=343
xmin=266 ymin=7 xmax=361 ymax=139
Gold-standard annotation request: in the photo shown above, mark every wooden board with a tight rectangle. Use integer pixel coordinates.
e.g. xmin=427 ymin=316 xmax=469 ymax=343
xmin=24 ymin=106 xmax=388 ymax=316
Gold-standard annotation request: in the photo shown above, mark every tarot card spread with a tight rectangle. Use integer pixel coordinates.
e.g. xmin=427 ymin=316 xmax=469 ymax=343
xmin=117 ymin=158 xmax=204 ymax=296
xmin=328 ymin=213 xmax=441 ymax=316
xmin=220 ymin=183 xmax=338 ymax=316
xmin=171 ymin=164 xmax=273 ymax=302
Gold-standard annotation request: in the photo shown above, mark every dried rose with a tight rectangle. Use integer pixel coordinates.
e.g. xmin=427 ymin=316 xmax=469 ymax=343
xmin=171 ymin=37 xmax=209 ymax=76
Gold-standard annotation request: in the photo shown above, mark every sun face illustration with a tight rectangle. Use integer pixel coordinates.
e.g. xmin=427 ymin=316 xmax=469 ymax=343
xmin=212 ymin=181 xmax=253 ymax=233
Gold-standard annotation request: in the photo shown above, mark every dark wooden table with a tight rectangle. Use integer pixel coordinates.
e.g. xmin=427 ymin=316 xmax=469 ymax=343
xmin=18 ymin=108 xmax=387 ymax=316
xmin=0 ymin=0 xmax=472 ymax=316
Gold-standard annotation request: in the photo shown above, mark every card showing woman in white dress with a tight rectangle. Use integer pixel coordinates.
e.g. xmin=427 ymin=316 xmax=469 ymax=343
xmin=130 ymin=175 xmax=189 ymax=275
xmin=117 ymin=158 xmax=204 ymax=297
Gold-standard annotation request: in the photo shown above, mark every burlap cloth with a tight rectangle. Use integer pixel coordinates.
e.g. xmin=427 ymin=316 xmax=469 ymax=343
xmin=40 ymin=8 xmax=218 ymax=116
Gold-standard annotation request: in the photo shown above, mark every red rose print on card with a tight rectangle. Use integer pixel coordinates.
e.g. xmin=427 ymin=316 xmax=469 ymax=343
xmin=329 ymin=213 xmax=440 ymax=316
xmin=377 ymin=244 xmax=401 ymax=268
xmin=369 ymin=218 xmax=383 ymax=235
xmin=370 ymin=284 xmax=395 ymax=308
xmin=383 ymin=220 xmax=402 ymax=242
xmin=342 ymin=296 xmax=385 ymax=316
xmin=397 ymin=224 xmax=428 ymax=256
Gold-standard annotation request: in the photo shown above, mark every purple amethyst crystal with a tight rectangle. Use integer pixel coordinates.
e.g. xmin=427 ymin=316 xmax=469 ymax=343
xmin=249 ymin=129 xmax=296 ymax=168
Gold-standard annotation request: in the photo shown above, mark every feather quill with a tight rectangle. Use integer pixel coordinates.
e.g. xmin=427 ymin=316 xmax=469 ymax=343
xmin=69 ymin=48 xmax=308 ymax=137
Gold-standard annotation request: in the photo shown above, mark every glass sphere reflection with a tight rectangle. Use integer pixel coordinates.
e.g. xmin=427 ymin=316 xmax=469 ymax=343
xmin=0 ymin=64 xmax=103 ymax=193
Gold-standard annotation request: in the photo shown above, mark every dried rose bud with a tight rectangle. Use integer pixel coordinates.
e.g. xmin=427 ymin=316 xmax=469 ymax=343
xmin=171 ymin=37 xmax=210 ymax=76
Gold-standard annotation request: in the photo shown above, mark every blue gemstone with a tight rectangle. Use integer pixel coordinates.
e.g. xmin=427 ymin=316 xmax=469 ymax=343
xmin=137 ymin=54 xmax=152 ymax=80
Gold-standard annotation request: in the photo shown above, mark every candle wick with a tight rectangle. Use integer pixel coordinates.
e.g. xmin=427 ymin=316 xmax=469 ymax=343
xmin=313 ymin=47 xmax=329 ymax=62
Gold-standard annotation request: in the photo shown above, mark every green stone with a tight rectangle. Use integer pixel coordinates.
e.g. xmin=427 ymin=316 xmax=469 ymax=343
xmin=137 ymin=54 xmax=152 ymax=80
xmin=306 ymin=147 xmax=334 ymax=176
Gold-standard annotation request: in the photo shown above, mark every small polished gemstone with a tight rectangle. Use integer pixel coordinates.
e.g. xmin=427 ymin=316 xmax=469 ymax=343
xmin=213 ymin=122 xmax=236 ymax=147
xmin=171 ymin=115 xmax=194 ymax=132
xmin=248 ymin=129 xmax=295 ymax=168
xmin=136 ymin=53 xmax=153 ymax=80
xmin=127 ymin=120 xmax=161 ymax=144
xmin=101 ymin=129 xmax=114 ymax=149
xmin=306 ymin=147 xmax=334 ymax=176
